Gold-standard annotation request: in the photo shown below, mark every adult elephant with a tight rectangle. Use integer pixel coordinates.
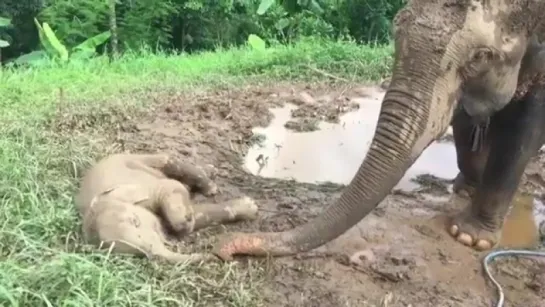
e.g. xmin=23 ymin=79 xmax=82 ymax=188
xmin=212 ymin=0 xmax=545 ymax=260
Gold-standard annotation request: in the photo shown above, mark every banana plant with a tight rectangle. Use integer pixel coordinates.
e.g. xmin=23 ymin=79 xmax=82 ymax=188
xmin=31 ymin=18 xmax=111 ymax=63
xmin=0 ymin=16 xmax=12 ymax=65
xmin=257 ymin=0 xmax=324 ymax=15
xmin=256 ymin=0 xmax=324 ymax=33
xmin=0 ymin=17 xmax=11 ymax=48
xmin=247 ymin=34 xmax=266 ymax=51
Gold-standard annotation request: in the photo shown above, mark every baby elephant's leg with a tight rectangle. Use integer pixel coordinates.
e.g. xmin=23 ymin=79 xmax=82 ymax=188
xmin=125 ymin=154 xmax=170 ymax=178
xmin=151 ymin=178 xmax=196 ymax=235
xmin=125 ymin=154 xmax=217 ymax=197
xmin=130 ymin=153 xmax=170 ymax=167
xmin=192 ymin=196 xmax=259 ymax=231
xmin=161 ymin=159 xmax=218 ymax=196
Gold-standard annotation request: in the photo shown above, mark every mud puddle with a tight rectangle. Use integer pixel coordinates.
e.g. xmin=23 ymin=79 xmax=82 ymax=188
xmin=244 ymin=87 xmax=457 ymax=191
xmin=112 ymin=83 xmax=544 ymax=306
xmin=501 ymin=194 xmax=544 ymax=248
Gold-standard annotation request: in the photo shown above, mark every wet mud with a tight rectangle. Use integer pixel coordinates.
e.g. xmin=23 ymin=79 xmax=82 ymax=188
xmin=77 ymin=82 xmax=545 ymax=306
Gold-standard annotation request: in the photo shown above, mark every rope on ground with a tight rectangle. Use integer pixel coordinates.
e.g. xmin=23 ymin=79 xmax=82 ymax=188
xmin=483 ymin=249 xmax=545 ymax=307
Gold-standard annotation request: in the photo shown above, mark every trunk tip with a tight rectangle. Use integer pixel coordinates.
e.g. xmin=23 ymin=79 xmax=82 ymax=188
xmin=212 ymin=232 xmax=269 ymax=261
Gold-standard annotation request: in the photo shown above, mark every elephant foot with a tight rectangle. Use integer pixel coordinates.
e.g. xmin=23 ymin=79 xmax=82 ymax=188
xmin=452 ymin=173 xmax=476 ymax=198
xmin=448 ymin=210 xmax=501 ymax=251
xmin=445 ymin=180 xmax=471 ymax=211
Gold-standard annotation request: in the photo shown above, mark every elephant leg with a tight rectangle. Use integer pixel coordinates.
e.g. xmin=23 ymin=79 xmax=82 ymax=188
xmin=161 ymin=159 xmax=218 ymax=197
xmin=449 ymin=88 xmax=545 ymax=251
xmin=451 ymin=107 xmax=491 ymax=199
xmin=191 ymin=197 xmax=258 ymax=232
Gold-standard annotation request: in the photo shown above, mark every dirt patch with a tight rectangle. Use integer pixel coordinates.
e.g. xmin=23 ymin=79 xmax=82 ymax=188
xmin=406 ymin=174 xmax=454 ymax=196
xmin=61 ymin=81 xmax=544 ymax=306
xmin=278 ymin=86 xmax=365 ymax=132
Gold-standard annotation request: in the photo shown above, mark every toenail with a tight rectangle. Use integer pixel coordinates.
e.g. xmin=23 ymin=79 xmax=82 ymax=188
xmin=450 ymin=225 xmax=459 ymax=235
xmin=475 ymin=240 xmax=492 ymax=251
xmin=457 ymin=233 xmax=473 ymax=246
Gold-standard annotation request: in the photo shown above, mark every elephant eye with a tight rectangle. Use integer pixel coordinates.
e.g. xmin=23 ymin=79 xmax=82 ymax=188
xmin=470 ymin=48 xmax=494 ymax=63
xmin=461 ymin=48 xmax=497 ymax=79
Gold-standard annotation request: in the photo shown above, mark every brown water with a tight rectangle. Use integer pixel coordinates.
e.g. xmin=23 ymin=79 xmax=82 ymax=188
xmin=243 ymin=86 xmax=458 ymax=191
xmin=243 ymin=85 xmax=545 ymax=248
xmin=500 ymin=194 xmax=542 ymax=248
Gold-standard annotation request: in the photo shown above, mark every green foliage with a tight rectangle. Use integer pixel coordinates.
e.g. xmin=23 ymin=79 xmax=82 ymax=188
xmin=0 ymin=39 xmax=392 ymax=115
xmin=2 ymin=0 xmax=405 ymax=62
xmin=257 ymin=0 xmax=275 ymax=15
xmin=0 ymin=17 xmax=11 ymax=27
xmin=247 ymin=34 xmax=266 ymax=51
xmin=0 ymin=17 xmax=11 ymax=48
xmin=34 ymin=18 xmax=68 ymax=61
xmin=258 ymin=0 xmax=325 ymax=15
xmin=30 ymin=18 xmax=111 ymax=64
xmin=343 ymin=0 xmax=406 ymax=42
xmin=73 ymin=31 xmax=112 ymax=55
xmin=0 ymin=0 xmax=45 ymax=58
xmin=11 ymin=50 xmax=48 ymax=65
xmin=38 ymin=0 xmax=110 ymax=48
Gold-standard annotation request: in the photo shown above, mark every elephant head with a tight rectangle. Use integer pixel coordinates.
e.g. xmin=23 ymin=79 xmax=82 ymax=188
xmin=212 ymin=0 xmax=545 ymax=259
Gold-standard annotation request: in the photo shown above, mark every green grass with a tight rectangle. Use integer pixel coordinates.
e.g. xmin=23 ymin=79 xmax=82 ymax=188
xmin=0 ymin=37 xmax=392 ymax=306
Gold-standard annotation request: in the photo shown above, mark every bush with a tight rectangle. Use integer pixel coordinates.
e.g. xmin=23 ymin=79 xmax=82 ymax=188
xmin=1 ymin=0 xmax=405 ymax=62
xmin=0 ymin=0 xmax=45 ymax=59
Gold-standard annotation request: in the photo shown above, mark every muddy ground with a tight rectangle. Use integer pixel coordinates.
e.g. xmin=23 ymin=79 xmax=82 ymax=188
xmin=63 ymin=82 xmax=545 ymax=306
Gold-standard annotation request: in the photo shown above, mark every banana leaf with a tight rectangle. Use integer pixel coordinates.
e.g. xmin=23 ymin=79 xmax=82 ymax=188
xmin=248 ymin=34 xmax=266 ymax=51
xmin=257 ymin=0 xmax=275 ymax=15
xmin=33 ymin=18 xmax=59 ymax=59
xmin=13 ymin=50 xmax=48 ymax=65
xmin=0 ymin=17 xmax=11 ymax=27
xmin=42 ymin=22 xmax=69 ymax=61
xmin=71 ymin=48 xmax=96 ymax=61
xmin=73 ymin=31 xmax=111 ymax=52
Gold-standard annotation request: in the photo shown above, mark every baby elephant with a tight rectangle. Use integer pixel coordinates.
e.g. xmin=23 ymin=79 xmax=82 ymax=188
xmin=75 ymin=153 xmax=258 ymax=263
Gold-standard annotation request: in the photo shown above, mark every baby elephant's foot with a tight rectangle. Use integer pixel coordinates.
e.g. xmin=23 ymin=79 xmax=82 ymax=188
xmin=198 ymin=164 xmax=219 ymax=196
xmin=167 ymin=207 xmax=196 ymax=235
xmin=170 ymin=215 xmax=196 ymax=236
xmin=201 ymin=181 xmax=218 ymax=197
xmin=448 ymin=210 xmax=501 ymax=251
xmin=229 ymin=196 xmax=259 ymax=220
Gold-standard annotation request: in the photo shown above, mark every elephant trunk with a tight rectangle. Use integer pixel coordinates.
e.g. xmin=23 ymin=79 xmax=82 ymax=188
xmin=213 ymin=47 xmax=457 ymax=259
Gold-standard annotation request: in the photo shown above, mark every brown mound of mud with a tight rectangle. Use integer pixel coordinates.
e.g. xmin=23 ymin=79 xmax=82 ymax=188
xmin=58 ymin=82 xmax=544 ymax=306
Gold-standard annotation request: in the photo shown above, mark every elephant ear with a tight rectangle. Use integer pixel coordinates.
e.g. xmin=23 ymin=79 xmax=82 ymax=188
xmin=520 ymin=36 xmax=545 ymax=74
xmin=513 ymin=37 xmax=545 ymax=100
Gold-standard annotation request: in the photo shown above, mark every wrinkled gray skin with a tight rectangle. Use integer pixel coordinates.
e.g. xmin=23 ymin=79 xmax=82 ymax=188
xmin=211 ymin=0 xmax=545 ymax=260
xmin=449 ymin=36 xmax=545 ymax=251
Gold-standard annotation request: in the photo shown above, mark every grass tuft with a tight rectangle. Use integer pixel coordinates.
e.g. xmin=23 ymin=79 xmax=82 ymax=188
xmin=0 ymin=38 xmax=392 ymax=306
